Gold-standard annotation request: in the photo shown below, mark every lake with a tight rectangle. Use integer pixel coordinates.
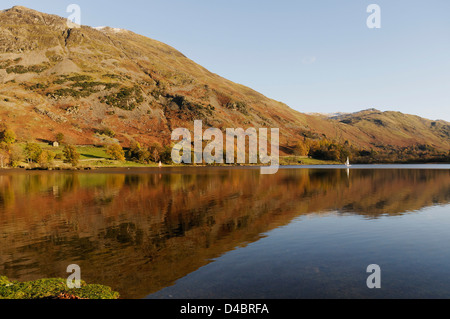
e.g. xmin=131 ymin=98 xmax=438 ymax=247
xmin=1 ymin=165 xmax=450 ymax=299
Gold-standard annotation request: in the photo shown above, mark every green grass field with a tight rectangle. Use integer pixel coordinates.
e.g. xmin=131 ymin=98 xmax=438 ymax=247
xmin=280 ymin=156 xmax=342 ymax=165
xmin=15 ymin=143 xmax=143 ymax=168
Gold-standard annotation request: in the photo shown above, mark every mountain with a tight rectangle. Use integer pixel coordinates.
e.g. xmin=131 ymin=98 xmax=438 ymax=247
xmin=0 ymin=6 xmax=449 ymax=156
xmin=330 ymin=109 xmax=450 ymax=150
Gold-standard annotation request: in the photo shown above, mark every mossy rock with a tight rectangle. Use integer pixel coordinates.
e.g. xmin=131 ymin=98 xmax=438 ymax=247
xmin=0 ymin=276 xmax=12 ymax=286
xmin=0 ymin=277 xmax=119 ymax=299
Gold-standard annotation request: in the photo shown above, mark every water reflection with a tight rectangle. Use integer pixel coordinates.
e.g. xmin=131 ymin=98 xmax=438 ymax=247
xmin=0 ymin=167 xmax=449 ymax=298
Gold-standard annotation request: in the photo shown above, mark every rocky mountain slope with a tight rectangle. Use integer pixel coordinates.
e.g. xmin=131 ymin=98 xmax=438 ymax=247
xmin=0 ymin=6 xmax=449 ymax=154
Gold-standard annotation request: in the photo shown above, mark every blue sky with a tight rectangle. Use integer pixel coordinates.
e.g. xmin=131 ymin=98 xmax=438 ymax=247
xmin=2 ymin=0 xmax=450 ymax=121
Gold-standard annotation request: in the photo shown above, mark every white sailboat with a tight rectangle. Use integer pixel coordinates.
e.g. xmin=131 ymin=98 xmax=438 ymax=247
xmin=345 ymin=157 xmax=351 ymax=167
xmin=158 ymin=161 xmax=162 ymax=168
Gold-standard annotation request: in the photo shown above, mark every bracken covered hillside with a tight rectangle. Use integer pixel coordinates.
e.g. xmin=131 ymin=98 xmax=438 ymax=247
xmin=0 ymin=6 xmax=449 ymax=155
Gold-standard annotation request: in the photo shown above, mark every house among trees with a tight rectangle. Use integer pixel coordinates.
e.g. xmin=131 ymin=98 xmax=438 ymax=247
xmin=53 ymin=141 xmax=59 ymax=147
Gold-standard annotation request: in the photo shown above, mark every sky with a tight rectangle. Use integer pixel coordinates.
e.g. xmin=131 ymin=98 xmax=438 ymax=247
xmin=2 ymin=0 xmax=450 ymax=121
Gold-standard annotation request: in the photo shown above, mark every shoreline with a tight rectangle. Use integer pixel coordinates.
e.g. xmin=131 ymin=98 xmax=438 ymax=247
xmin=0 ymin=162 xmax=449 ymax=172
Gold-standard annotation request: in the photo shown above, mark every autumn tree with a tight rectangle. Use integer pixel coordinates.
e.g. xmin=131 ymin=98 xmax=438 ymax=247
xmin=0 ymin=128 xmax=16 ymax=145
xmin=160 ymin=145 xmax=173 ymax=164
xmin=107 ymin=144 xmax=126 ymax=161
xmin=126 ymin=141 xmax=141 ymax=161
xmin=37 ymin=151 xmax=49 ymax=167
xmin=37 ymin=150 xmax=56 ymax=167
xmin=9 ymin=144 xmax=24 ymax=168
xmin=294 ymin=140 xmax=309 ymax=156
xmin=63 ymin=144 xmax=80 ymax=166
xmin=25 ymin=143 xmax=43 ymax=163
xmin=0 ymin=144 xmax=9 ymax=168
xmin=55 ymin=133 xmax=65 ymax=144
xmin=149 ymin=143 xmax=163 ymax=163
xmin=126 ymin=141 xmax=150 ymax=163
xmin=308 ymin=139 xmax=350 ymax=162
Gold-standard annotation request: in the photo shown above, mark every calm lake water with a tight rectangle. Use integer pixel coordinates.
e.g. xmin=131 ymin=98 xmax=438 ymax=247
xmin=1 ymin=165 xmax=450 ymax=299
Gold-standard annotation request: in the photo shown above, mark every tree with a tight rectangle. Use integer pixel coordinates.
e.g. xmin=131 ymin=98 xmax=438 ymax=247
xmin=126 ymin=141 xmax=141 ymax=161
xmin=37 ymin=150 xmax=56 ymax=167
xmin=63 ymin=144 xmax=80 ymax=166
xmin=0 ymin=129 xmax=16 ymax=145
xmin=107 ymin=144 xmax=125 ymax=161
xmin=160 ymin=145 xmax=173 ymax=164
xmin=0 ymin=147 xmax=9 ymax=168
xmin=97 ymin=127 xmax=116 ymax=138
xmin=139 ymin=148 xmax=151 ymax=164
xmin=37 ymin=151 xmax=49 ymax=167
xmin=9 ymin=144 xmax=24 ymax=168
xmin=25 ymin=143 xmax=43 ymax=163
xmin=126 ymin=141 xmax=149 ymax=163
xmin=294 ymin=140 xmax=309 ymax=156
xmin=56 ymin=133 xmax=65 ymax=144
xmin=149 ymin=143 xmax=163 ymax=163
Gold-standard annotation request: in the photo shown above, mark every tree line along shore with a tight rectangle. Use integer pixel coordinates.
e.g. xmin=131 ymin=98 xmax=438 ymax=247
xmin=0 ymin=126 xmax=449 ymax=170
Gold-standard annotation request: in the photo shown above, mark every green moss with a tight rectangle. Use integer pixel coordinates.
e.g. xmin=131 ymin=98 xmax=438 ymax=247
xmin=71 ymin=284 xmax=119 ymax=299
xmin=0 ymin=276 xmax=12 ymax=286
xmin=0 ymin=276 xmax=119 ymax=300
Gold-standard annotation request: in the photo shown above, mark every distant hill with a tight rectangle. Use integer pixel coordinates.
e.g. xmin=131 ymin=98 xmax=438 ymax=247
xmin=330 ymin=109 xmax=450 ymax=150
xmin=0 ymin=6 xmax=449 ymax=158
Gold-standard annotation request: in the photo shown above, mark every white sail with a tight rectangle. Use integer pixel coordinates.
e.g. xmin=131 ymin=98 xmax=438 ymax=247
xmin=346 ymin=157 xmax=351 ymax=167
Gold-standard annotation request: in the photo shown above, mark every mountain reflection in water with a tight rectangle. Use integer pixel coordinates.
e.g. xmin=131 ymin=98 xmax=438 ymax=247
xmin=0 ymin=166 xmax=449 ymax=298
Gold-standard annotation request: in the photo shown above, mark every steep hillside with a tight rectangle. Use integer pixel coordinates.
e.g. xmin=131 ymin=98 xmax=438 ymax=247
xmin=0 ymin=6 xmax=449 ymax=156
